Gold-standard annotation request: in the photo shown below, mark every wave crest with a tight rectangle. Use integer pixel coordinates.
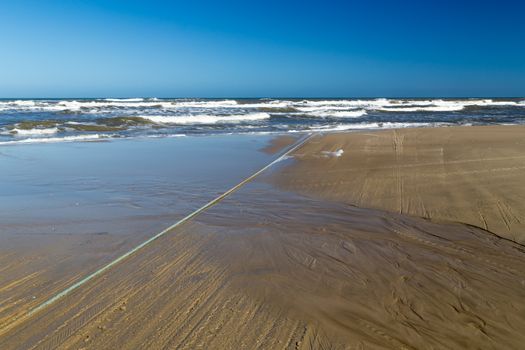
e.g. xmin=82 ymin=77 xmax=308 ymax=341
xmin=142 ymin=113 xmax=271 ymax=124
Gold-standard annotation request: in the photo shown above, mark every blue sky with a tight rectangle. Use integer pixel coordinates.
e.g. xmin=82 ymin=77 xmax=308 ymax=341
xmin=0 ymin=0 xmax=524 ymax=97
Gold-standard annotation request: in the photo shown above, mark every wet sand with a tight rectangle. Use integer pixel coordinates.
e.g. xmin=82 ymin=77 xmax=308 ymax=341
xmin=260 ymin=135 xmax=298 ymax=154
xmin=276 ymin=125 xmax=525 ymax=244
xmin=2 ymin=128 xmax=525 ymax=349
xmin=2 ymin=182 xmax=525 ymax=349
xmin=0 ymin=134 xmax=286 ymax=334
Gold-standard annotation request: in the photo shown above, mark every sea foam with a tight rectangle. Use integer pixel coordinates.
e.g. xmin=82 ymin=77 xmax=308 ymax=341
xmin=142 ymin=112 xmax=271 ymax=124
xmin=305 ymin=109 xmax=368 ymax=118
xmin=11 ymin=127 xmax=59 ymax=135
xmin=0 ymin=134 xmax=111 ymax=145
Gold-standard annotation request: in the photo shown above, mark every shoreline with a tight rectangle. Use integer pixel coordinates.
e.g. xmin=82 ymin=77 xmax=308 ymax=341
xmin=0 ymin=133 xmax=286 ymax=335
xmin=0 ymin=122 xmax=522 ymax=147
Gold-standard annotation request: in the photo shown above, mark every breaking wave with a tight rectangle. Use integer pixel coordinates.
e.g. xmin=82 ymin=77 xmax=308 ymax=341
xmin=141 ymin=112 xmax=271 ymax=124
xmin=0 ymin=134 xmax=113 ymax=145
xmin=11 ymin=127 xmax=59 ymax=135
xmin=0 ymin=98 xmax=524 ymax=145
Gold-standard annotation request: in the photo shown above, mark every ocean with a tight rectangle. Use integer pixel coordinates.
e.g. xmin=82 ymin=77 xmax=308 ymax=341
xmin=1 ymin=98 xmax=524 ymax=144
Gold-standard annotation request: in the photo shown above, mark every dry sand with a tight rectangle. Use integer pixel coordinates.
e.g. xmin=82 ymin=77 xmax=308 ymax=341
xmin=276 ymin=125 xmax=525 ymax=244
xmin=1 ymin=128 xmax=525 ymax=349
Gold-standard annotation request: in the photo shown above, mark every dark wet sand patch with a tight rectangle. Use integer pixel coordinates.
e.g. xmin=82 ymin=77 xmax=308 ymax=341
xmin=260 ymin=135 xmax=299 ymax=154
xmin=2 ymin=184 xmax=525 ymax=349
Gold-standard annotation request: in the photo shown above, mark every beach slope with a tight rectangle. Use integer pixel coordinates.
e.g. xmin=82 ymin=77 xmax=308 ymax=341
xmin=2 ymin=128 xmax=525 ymax=349
xmin=276 ymin=125 xmax=525 ymax=243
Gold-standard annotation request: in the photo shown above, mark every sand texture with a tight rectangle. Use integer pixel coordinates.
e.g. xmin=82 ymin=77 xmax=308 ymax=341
xmin=260 ymin=135 xmax=298 ymax=154
xmin=0 ymin=134 xmax=283 ymax=336
xmin=2 ymin=184 xmax=525 ymax=349
xmin=1 ymin=128 xmax=525 ymax=349
xmin=276 ymin=125 xmax=525 ymax=243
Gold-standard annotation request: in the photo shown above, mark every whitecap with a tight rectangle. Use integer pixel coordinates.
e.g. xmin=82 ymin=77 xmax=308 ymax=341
xmin=0 ymin=134 xmax=112 ymax=145
xmin=303 ymin=109 xmax=368 ymax=118
xmin=378 ymin=105 xmax=465 ymax=112
xmin=141 ymin=112 xmax=271 ymax=124
xmin=103 ymin=98 xmax=145 ymax=102
xmin=11 ymin=127 xmax=59 ymax=135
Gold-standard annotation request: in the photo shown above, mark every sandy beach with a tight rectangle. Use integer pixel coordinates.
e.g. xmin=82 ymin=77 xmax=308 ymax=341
xmin=0 ymin=134 xmax=287 ymax=337
xmin=3 ymin=0 xmax=524 ymax=347
xmin=276 ymin=125 xmax=525 ymax=244
xmin=1 ymin=126 xmax=525 ymax=349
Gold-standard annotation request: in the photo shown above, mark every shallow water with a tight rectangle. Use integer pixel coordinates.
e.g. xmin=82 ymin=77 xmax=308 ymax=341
xmin=0 ymin=134 xmax=284 ymax=234
xmin=0 ymin=133 xmax=289 ymax=328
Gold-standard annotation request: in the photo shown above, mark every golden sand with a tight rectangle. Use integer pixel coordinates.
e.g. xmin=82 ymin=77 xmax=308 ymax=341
xmin=276 ymin=125 xmax=525 ymax=243
xmin=2 ymin=129 xmax=525 ymax=349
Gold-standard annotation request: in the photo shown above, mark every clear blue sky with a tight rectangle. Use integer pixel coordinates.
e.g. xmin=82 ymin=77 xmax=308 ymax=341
xmin=1 ymin=0 xmax=524 ymax=97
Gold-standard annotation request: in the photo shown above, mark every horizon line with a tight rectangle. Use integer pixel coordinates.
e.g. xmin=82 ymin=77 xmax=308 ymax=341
xmin=0 ymin=96 xmax=524 ymax=100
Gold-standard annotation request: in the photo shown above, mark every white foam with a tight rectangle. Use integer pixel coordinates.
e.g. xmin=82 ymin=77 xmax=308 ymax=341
xmin=322 ymin=149 xmax=344 ymax=157
xmin=296 ymin=106 xmax=352 ymax=112
xmin=1 ymin=98 xmax=522 ymax=114
xmin=0 ymin=100 xmax=174 ymax=112
xmin=13 ymin=100 xmax=37 ymax=107
xmin=298 ymin=99 xmax=387 ymax=107
xmin=378 ymin=105 xmax=465 ymax=112
xmin=141 ymin=134 xmax=187 ymax=139
xmin=476 ymin=100 xmax=517 ymax=106
xmin=173 ymin=100 xmax=295 ymax=109
xmin=11 ymin=127 xmax=59 ymax=135
xmin=55 ymin=100 xmax=175 ymax=110
xmin=289 ymin=122 xmax=448 ymax=133
xmin=141 ymin=112 xmax=271 ymax=124
xmin=47 ymin=99 xmax=256 ymax=111
xmin=0 ymin=134 xmax=111 ymax=145
xmin=171 ymin=100 xmax=239 ymax=108
xmin=103 ymin=98 xmax=145 ymax=102
xmin=294 ymin=99 xmax=525 ymax=112
xmin=374 ymin=99 xmax=522 ymax=112
xmin=304 ymin=109 xmax=367 ymax=118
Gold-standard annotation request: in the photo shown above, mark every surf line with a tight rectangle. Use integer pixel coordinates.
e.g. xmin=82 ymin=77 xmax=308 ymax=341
xmin=1 ymin=132 xmax=314 ymax=334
